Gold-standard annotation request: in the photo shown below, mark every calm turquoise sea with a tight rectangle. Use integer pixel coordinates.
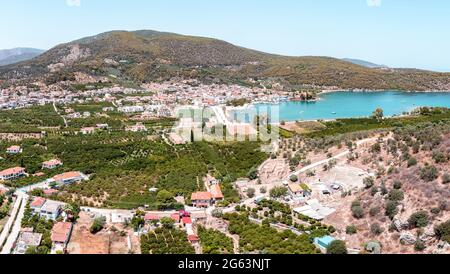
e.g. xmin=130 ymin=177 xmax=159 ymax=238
xmin=232 ymin=91 xmax=450 ymax=122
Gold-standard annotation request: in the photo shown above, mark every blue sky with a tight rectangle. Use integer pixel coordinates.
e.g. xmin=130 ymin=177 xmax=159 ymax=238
xmin=1 ymin=0 xmax=449 ymax=71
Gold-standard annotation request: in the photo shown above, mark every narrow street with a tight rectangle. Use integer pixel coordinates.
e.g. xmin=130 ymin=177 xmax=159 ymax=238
xmin=1 ymin=193 xmax=28 ymax=254
xmin=53 ymin=101 xmax=68 ymax=128
xmin=0 ymin=196 xmax=22 ymax=248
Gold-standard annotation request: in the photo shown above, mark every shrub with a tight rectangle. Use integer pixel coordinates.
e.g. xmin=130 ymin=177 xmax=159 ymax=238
xmin=393 ymin=181 xmax=402 ymax=190
xmin=430 ymin=208 xmax=441 ymax=215
xmin=211 ymin=209 xmax=223 ymax=218
xmin=371 ymin=143 xmax=381 ymax=154
xmin=327 ymin=240 xmax=348 ymax=254
xmin=290 ymin=175 xmax=299 ymax=182
xmin=363 ymin=177 xmax=375 ymax=189
xmin=408 ymin=211 xmax=429 ymax=228
xmin=420 ymin=165 xmax=439 ymax=182
xmin=370 ymin=186 xmax=379 ymax=196
xmin=385 ymin=200 xmax=399 ymax=219
xmin=387 ymin=189 xmax=404 ymax=202
xmin=434 ymin=220 xmax=450 ymax=243
xmin=90 ymin=217 xmax=106 ymax=234
xmin=407 ymin=158 xmax=418 ymax=167
xmin=442 ymin=173 xmax=450 ymax=184
xmin=246 ymin=188 xmax=255 ymax=198
xmin=370 ymin=223 xmax=383 ymax=235
xmin=247 ymin=167 xmax=259 ymax=180
xmin=432 ymin=151 xmax=447 ymax=164
xmin=414 ymin=240 xmax=426 ymax=251
xmin=369 ymin=207 xmax=381 ymax=217
xmin=346 ymin=225 xmax=358 ymax=235
xmin=270 ymin=187 xmax=288 ymax=198
xmin=352 ymin=206 xmax=364 ymax=219
xmin=160 ymin=217 xmax=175 ymax=229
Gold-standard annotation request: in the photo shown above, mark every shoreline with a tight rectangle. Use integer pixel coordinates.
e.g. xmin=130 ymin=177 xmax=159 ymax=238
xmin=318 ymin=89 xmax=450 ymax=95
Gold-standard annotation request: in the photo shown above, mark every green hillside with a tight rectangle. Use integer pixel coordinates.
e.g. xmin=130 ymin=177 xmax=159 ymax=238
xmin=1 ymin=30 xmax=450 ymax=91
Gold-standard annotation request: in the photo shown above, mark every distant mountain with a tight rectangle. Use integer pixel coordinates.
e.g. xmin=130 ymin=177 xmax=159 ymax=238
xmin=1 ymin=30 xmax=450 ymax=91
xmin=0 ymin=48 xmax=45 ymax=66
xmin=342 ymin=58 xmax=387 ymax=69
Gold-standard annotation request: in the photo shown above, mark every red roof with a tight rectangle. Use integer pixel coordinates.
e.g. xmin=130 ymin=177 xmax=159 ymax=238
xmin=44 ymin=189 xmax=58 ymax=195
xmin=188 ymin=234 xmax=199 ymax=242
xmin=43 ymin=159 xmax=62 ymax=166
xmin=171 ymin=213 xmax=180 ymax=222
xmin=191 ymin=192 xmax=212 ymax=201
xmin=182 ymin=217 xmax=192 ymax=224
xmin=144 ymin=213 xmax=160 ymax=221
xmin=30 ymin=197 xmax=46 ymax=208
xmin=53 ymin=171 xmax=82 ymax=181
xmin=210 ymin=184 xmax=224 ymax=200
xmin=0 ymin=167 xmax=25 ymax=177
xmin=51 ymin=222 xmax=72 ymax=243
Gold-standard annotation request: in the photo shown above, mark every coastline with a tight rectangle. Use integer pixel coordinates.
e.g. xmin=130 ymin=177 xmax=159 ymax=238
xmin=319 ymin=88 xmax=450 ymax=95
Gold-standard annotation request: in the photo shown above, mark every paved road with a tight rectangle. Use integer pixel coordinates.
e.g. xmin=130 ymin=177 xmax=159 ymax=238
xmin=0 ymin=195 xmax=22 ymax=249
xmin=0 ymin=193 xmax=28 ymax=254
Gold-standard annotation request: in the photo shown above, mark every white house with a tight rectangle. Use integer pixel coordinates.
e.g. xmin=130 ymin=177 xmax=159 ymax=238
xmin=6 ymin=146 xmax=22 ymax=154
xmin=42 ymin=159 xmax=63 ymax=170
xmin=80 ymin=127 xmax=96 ymax=135
xmin=39 ymin=200 xmax=63 ymax=221
xmin=0 ymin=167 xmax=26 ymax=181
xmin=53 ymin=171 xmax=88 ymax=185
xmin=125 ymin=123 xmax=148 ymax=132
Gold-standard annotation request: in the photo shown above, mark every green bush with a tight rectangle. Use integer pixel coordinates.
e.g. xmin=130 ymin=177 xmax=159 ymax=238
xmin=420 ymin=165 xmax=439 ymax=182
xmin=346 ymin=225 xmax=358 ymax=235
xmin=434 ymin=220 xmax=450 ymax=243
xmin=326 ymin=240 xmax=348 ymax=254
xmin=408 ymin=211 xmax=429 ymax=228
xmin=90 ymin=217 xmax=106 ymax=234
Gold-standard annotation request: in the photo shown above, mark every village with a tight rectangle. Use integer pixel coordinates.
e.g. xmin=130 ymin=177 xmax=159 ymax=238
xmin=0 ymin=75 xmax=300 ymax=112
xmin=0 ymin=129 xmax=394 ymax=255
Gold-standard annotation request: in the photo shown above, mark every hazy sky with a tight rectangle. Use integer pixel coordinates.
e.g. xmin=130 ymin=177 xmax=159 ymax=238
xmin=1 ymin=0 xmax=449 ymax=71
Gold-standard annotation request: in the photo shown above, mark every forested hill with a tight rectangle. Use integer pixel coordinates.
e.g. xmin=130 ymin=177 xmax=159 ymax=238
xmin=1 ymin=30 xmax=450 ymax=91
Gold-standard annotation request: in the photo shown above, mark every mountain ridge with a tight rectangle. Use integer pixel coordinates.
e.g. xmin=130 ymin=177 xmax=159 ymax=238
xmin=1 ymin=30 xmax=450 ymax=91
xmin=0 ymin=47 xmax=44 ymax=66
xmin=342 ymin=58 xmax=388 ymax=69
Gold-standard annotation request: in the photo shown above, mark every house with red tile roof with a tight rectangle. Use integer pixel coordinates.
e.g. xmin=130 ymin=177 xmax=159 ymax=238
xmin=0 ymin=167 xmax=25 ymax=181
xmin=43 ymin=189 xmax=58 ymax=196
xmin=170 ymin=213 xmax=181 ymax=223
xmin=191 ymin=192 xmax=213 ymax=208
xmin=144 ymin=213 xmax=160 ymax=222
xmin=51 ymin=222 xmax=73 ymax=254
xmin=181 ymin=217 xmax=192 ymax=226
xmin=30 ymin=197 xmax=47 ymax=213
xmin=42 ymin=159 xmax=63 ymax=170
xmin=188 ymin=234 xmax=199 ymax=244
xmin=210 ymin=184 xmax=224 ymax=201
xmin=53 ymin=171 xmax=88 ymax=185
